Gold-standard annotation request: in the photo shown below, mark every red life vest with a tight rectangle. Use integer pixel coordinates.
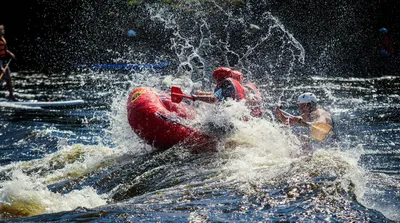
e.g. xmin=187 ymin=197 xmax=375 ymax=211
xmin=0 ymin=37 xmax=7 ymax=59
xmin=243 ymin=82 xmax=264 ymax=117
xmin=382 ymin=36 xmax=394 ymax=55
xmin=213 ymin=68 xmax=262 ymax=118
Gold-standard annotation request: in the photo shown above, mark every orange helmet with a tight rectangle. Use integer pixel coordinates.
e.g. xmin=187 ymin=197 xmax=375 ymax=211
xmin=213 ymin=67 xmax=232 ymax=85
xmin=230 ymin=70 xmax=244 ymax=83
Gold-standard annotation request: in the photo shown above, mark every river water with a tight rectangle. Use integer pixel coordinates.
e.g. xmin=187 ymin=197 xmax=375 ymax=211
xmin=0 ymin=2 xmax=399 ymax=222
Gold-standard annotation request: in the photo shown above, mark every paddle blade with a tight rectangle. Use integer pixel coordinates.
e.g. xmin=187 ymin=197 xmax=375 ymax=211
xmin=171 ymin=86 xmax=184 ymax=103
xmin=310 ymin=122 xmax=333 ymax=142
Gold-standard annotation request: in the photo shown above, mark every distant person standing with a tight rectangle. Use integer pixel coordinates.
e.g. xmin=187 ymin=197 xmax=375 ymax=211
xmin=126 ymin=23 xmax=137 ymax=38
xmin=378 ymin=27 xmax=395 ymax=58
xmin=0 ymin=24 xmax=17 ymax=101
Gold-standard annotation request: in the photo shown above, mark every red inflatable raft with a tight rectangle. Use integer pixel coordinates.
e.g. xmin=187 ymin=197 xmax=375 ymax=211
xmin=127 ymin=87 xmax=217 ymax=151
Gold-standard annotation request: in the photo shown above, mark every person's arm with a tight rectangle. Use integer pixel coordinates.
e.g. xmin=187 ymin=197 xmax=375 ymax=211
xmin=190 ymin=89 xmax=218 ymax=103
xmin=7 ymin=50 xmax=15 ymax=59
xmin=315 ymin=109 xmax=333 ymax=126
xmin=273 ymin=106 xmax=308 ymax=126
xmin=194 ymin=90 xmax=213 ymax=96
xmin=274 ymin=106 xmax=288 ymax=123
xmin=192 ymin=94 xmax=218 ymax=103
xmin=191 ymin=88 xmax=225 ymax=104
xmin=3 ymin=38 xmax=16 ymax=59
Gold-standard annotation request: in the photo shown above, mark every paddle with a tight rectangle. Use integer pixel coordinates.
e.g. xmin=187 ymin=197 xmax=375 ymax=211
xmin=171 ymin=86 xmax=195 ymax=103
xmin=278 ymin=108 xmax=333 ymax=142
xmin=0 ymin=58 xmax=12 ymax=80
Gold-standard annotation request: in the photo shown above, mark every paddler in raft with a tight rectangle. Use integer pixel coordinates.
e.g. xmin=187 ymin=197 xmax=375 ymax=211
xmin=189 ymin=67 xmax=264 ymax=118
xmin=273 ymin=93 xmax=336 ymax=154
xmin=171 ymin=67 xmax=264 ymax=137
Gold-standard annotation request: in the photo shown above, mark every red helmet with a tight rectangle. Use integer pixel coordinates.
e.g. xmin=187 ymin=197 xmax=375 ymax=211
xmin=230 ymin=70 xmax=244 ymax=83
xmin=212 ymin=67 xmax=232 ymax=85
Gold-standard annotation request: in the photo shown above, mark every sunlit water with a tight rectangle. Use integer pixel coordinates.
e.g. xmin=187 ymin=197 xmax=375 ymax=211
xmin=1 ymin=2 xmax=399 ymax=222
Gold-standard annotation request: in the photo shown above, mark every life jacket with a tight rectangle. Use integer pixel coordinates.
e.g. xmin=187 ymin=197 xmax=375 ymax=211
xmin=243 ymin=82 xmax=264 ymax=117
xmin=0 ymin=37 xmax=7 ymax=59
xmin=382 ymin=36 xmax=394 ymax=55
xmin=214 ymin=77 xmax=246 ymax=102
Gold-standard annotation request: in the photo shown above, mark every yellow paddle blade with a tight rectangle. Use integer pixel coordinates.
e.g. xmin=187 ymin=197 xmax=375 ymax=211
xmin=310 ymin=122 xmax=333 ymax=142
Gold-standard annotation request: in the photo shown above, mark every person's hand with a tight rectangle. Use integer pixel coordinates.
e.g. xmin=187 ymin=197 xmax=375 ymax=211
xmin=294 ymin=116 xmax=303 ymax=124
xmin=273 ymin=105 xmax=284 ymax=116
xmin=273 ymin=106 xmax=281 ymax=116
xmin=288 ymin=116 xmax=305 ymax=126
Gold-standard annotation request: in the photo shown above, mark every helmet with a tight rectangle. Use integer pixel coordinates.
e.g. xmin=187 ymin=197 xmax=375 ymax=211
xmin=379 ymin=27 xmax=388 ymax=34
xmin=213 ymin=67 xmax=232 ymax=84
xmin=213 ymin=67 xmax=232 ymax=80
xmin=230 ymin=70 xmax=244 ymax=83
xmin=297 ymin=93 xmax=317 ymax=104
xmin=127 ymin=29 xmax=137 ymax=37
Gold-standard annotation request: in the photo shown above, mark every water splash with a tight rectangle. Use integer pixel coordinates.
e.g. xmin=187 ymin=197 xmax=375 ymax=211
xmin=0 ymin=144 xmax=115 ymax=218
